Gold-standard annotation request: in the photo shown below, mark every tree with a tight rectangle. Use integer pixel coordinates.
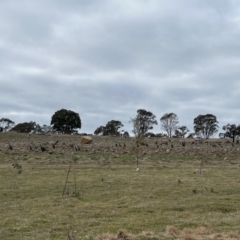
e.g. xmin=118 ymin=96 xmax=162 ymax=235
xmin=219 ymin=133 xmax=226 ymax=139
xmin=155 ymin=132 xmax=168 ymax=138
xmin=130 ymin=117 xmax=142 ymax=137
xmin=94 ymin=120 xmax=123 ymax=136
xmin=222 ymin=123 xmax=240 ymax=143
xmin=174 ymin=126 xmax=190 ymax=138
xmin=105 ymin=120 xmax=123 ymax=136
xmin=187 ymin=133 xmax=195 ymax=138
xmin=130 ymin=114 xmax=146 ymax=170
xmin=11 ymin=121 xmax=36 ymax=133
xmin=122 ymin=131 xmax=130 ymax=137
xmin=193 ymin=114 xmax=218 ymax=139
xmin=130 ymin=109 xmax=157 ymax=136
xmin=50 ymin=109 xmax=81 ymax=134
xmin=94 ymin=126 xmax=106 ymax=135
xmin=144 ymin=132 xmax=156 ymax=137
xmin=0 ymin=118 xmax=15 ymax=132
xmin=160 ymin=113 xmax=179 ymax=138
xmin=29 ymin=124 xmax=56 ymax=134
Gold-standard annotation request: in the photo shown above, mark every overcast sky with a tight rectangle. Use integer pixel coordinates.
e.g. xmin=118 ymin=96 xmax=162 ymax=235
xmin=1 ymin=0 xmax=240 ymax=135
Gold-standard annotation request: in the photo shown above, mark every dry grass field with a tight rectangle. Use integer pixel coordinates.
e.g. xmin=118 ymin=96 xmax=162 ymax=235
xmin=1 ymin=132 xmax=240 ymax=239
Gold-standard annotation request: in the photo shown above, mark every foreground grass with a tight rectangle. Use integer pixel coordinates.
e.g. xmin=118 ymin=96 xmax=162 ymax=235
xmin=1 ymin=164 xmax=240 ymax=239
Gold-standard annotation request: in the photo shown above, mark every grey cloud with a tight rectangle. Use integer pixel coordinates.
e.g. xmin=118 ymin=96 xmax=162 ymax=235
xmin=1 ymin=0 xmax=240 ymax=134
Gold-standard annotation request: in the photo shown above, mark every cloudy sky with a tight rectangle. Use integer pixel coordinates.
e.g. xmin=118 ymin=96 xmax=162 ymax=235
xmin=1 ymin=0 xmax=240 ymax=135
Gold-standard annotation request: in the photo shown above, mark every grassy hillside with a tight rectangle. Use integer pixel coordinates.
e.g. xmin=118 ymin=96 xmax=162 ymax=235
xmin=0 ymin=132 xmax=240 ymax=239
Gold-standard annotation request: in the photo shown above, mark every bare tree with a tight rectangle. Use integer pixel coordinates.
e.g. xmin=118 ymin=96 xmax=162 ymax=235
xmin=160 ymin=113 xmax=179 ymax=138
xmin=130 ymin=118 xmax=144 ymax=170
xmin=130 ymin=118 xmax=142 ymax=137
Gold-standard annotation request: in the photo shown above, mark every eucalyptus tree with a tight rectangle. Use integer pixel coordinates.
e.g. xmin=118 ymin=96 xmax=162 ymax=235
xmin=0 ymin=118 xmax=15 ymax=132
xmin=94 ymin=120 xmax=123 ymax=136
xmin=174 ymin=126 xmax=190 ymax=138
xmin=222 ymin=123 xmax=240 ymax=143
xmin=130 ymin=109 xmax=157 ymax=137
xmin=11 ymin=122 xmax=36 ymax=133
xmin=160 ymin=113 xmax=179 ymax=138
xmin=193 ymin=114 xmax=218 ymax=139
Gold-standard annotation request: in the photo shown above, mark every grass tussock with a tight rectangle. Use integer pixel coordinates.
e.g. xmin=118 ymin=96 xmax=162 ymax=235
xmin=96 ymin=230 xmax=133 ymax=240
xmin=165 ymin=226 xmax=240 ymax=240
xmin=96 ymin=227 xmax=240 ymax=240
xmin=165 ymin=226 xmax=181 ymax=237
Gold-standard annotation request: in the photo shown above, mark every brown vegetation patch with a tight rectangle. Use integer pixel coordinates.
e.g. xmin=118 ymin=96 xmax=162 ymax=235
xmin=96 ymin=227 xmax=240 ymax=240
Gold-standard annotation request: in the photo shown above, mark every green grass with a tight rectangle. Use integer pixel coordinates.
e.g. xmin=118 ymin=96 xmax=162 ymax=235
xmin=1 ymin=165 xmax=240 ymax=239
xmin=1 ymin=133 xmax=240 ymax=239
